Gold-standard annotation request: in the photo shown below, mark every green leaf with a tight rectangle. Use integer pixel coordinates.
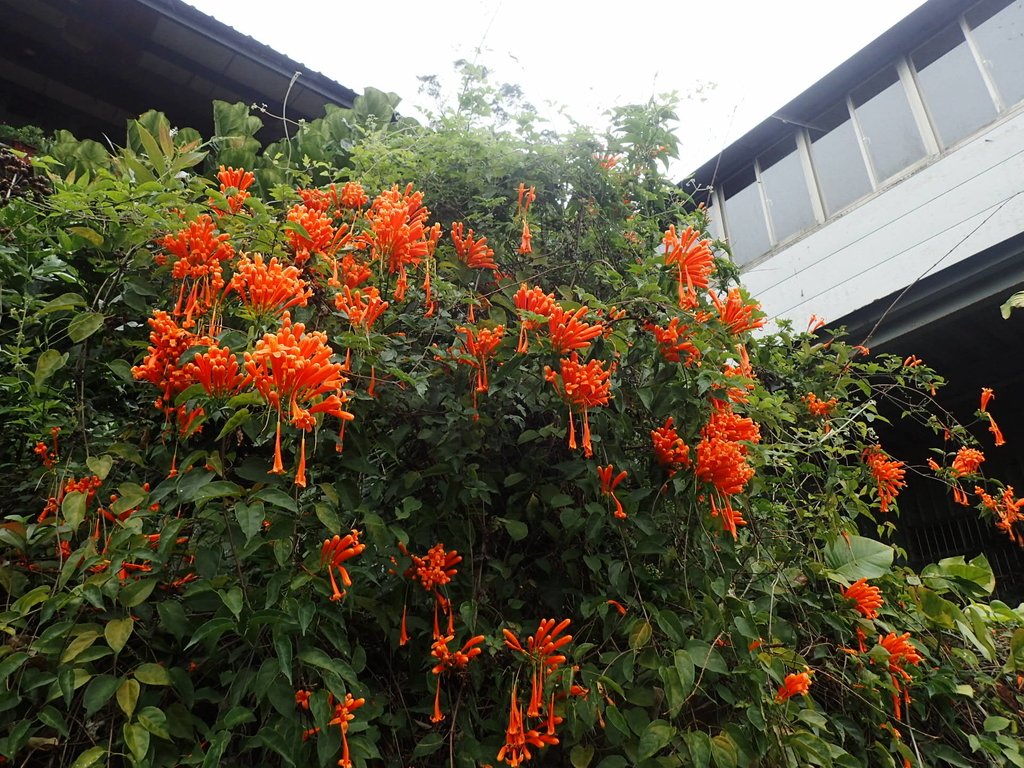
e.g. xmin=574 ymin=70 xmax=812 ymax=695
xmin=134 ymin=663 xmax=171 ymax=686
xmin=61 ymin=630 xmax=99 ymax=663
xmin=193 ymin=481 xmax=243 ymax=504
xmin=638 ymin=721 xmax=674 ymax=760
xmin=104 ymin=617 xmax=133 ymax=654
xmin=124 ymin=722 xmax=151 ymax=762
xmin=1001 ymin=290 xmax=1024 ymax=319
xmin=86 ymin=455 xmax=113 ymax=481
xmin=711 ymin=733 xmax=739 ymax=768
xmin=984 ymin=716 xmax=1011 ymax=732
xmin=629 ymin=620 xmax=653 ymax=650
xmin=674 ymin=649 xmax=695 ymax=693
xmin=255 ymin=487 xmax=297 ymax=512
xmin=37 ymin=706 xmax=70 ymax=737
xmin=824 ymin=535 xmax=893 ymax=581
xmin=116 ymin=678 xmax=140 ymax=717
xmin=83 ymin=674 xmax=120 ymax=715
xmin=685 ymin=731 xmax=712 ymax=768
xmin=119 ymin=578 xmax=157 ymax=608
xmin=501 ymin=518 xmax=528 ymax=541
xmin=186 ymin=617 xmax=234 ymax=649
xmin=68 ymin=312 xmax=105 ymax=343
xmin=234 ymin=501 xmax=264 ymax=544
xmin=412 ymin=732 xmax=444 ymax=758
xmin=138 ymin=706 xmax=171 ymax=740
xmin=36 ymin=292 xmax=86 ymax=315
xmin=220 ymin=587 xmax=244 ymax=619
xmin=62 ymin=491 xmax=88 ymax=531
xmin=67 ymin=226 xmax=104 ymax=246
xmin=110 ymin=482 xmax=147 ymax=516
xmin=570 ymin=744 xmax=595 ymax=768
xmin=217 ymin=408 xmax=251 ymax=440
xmin=69 ymin=747 xmax=106 ymax=768
xmin=0 ymin=652 xmax=29 ymax=682
xmin=34 ymin=349 xmax=68 ymax=388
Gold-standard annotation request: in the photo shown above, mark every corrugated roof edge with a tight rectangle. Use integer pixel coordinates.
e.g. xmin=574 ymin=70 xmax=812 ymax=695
xmin=134 ymin=0 xmax=359 ymax=109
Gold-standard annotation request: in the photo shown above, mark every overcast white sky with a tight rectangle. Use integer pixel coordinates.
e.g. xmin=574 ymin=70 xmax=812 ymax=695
xmin=182 ymin=0 xmax=928 ymax=177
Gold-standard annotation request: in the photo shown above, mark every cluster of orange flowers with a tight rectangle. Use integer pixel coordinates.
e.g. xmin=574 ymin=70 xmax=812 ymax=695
xmin=210 ymin=165 xmax=255 ymax=215
xmin=694 ymin=400 xmax=761 ymax=538
xmin=229 ymin=253 xmax=312 ymax=318
xmin=662 ymin=224 xmax=714 ymax=309
xmin=596 ymin=464 xmax=628 ymax=519
xmin=32 ymin=426 xmax=61 ymax=469
xmin=451 ymin=221 xmax=498 ymax=272
xmin=544 ymin=353 xmax=613 ymax=458
xmin=37 ymin=474 xmax=102 ymax=523
xmin=297 ymin=689 xmax=365 ymax=768
xmin=980 ymin=387 xmax=1006 ymax=446
xmin=396 ymin=541 xmax=462 ymax=646
xmin=499 ymin=619 xmax=573 ymax=765
xmin=321 ymin=530 xmax=365 ymax=602
xmin=709 ymin=287 xmax=765 ymax=335
xmin=159 ymin=214 xmax=235 ymax=328
xmin=516 ymin=183 xmax=536 ymax=255
xmin=842 ymin=578 xmax=883 ymax=620
xmin=775 ymin=671 xmax=812 ymax=702
xmin=646 ymin=317 xmax=699 ymax=365
xmin=455 ymin=325 xmax=506 ymax=413
xmin=512 ymin=285 xmax=556 ymax=353
xmin=429 ymin=633 xmax=486 ymax=722
xmin=976 ymin=485 xmax=1024 ymax=545
xmin=863 ymin=445 xmax=906 ymax=514
xmin=651 ymin=417 xmax=690 ymax=476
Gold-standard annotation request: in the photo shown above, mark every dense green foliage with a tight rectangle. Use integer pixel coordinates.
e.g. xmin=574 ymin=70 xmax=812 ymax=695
xmin=2 ymin=75 xmax=1024 ymax=768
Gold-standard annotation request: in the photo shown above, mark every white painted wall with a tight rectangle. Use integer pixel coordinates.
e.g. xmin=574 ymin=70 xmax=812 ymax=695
xmin=738 ymin=107 xmax=1024 ymax=328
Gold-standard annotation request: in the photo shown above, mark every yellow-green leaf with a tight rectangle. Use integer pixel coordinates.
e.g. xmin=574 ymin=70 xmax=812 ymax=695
xmin=134 ymin=663 xmax=170 ymax=686
xmin=116 ymin=678 xmax=140 ymax=717
xmin=104 ymin=617 xmax=133 ymax=654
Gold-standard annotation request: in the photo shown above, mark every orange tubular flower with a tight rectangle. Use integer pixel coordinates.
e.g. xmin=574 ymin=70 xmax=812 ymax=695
xmin=160 ymin=215 xmax=235 ymax=327
xmin=951 ymin=447 xmax=985 ymax=477
xmin=186 ymin=344 xmax=244 ymax=398
xmin=358 ymin=184 xmax=441 ymax=302
xmin=976 ymin=485 xmax=1024 ymax=546
xmin=980 ymin=387 xmax=994 ymax=412
xmin=339 ymin=181 xmax=369 ymax=211
xmin=456 ymin=325 xmax=506 ymax=395
xmin=842 ymin=578 xmax=883 ymax=620
xmin=516 ymin=184 xmax=537 ymax=256
xmin=597 ymin=464 xmax=628 ymax=519
xmin=863 ymin=445 xmax=906 ymax=514
xmin=710 ymin=495 xmax=747 ymax=539
xmin=335 ymin=285 xmax=389 ymax=332
xmin=132 ymin=311 xmax=213 ymax=419
xmin=503 ymin=618 xmax=573 ymax=719
xmin=430 ymin=633 xmax=486 ymax=722
xmin=211 ymin=165 xmax=255 ymax=214
xmin=286 ymin=203 xmax=349 ymax=266
xmin=646 ymin=317 xmax=700 ymax=365
xmin=709 ymin=287 xmax=765 ymax=335
xmin=544 ymin=353 xmax=612 ymax=458
xmin=397 ymin=542 xmax=462 ymax=642
xmin=331 ymin=692 xmax=365 ymax=768
xmin=518 ymin=220 xmax=533 ymax=255
xmin=775 ymin=671 xmax=812 ymax=702
xmin=497 ymin=685 xmax=530 ymax=767
xmin=242 ymin=312 xmax=354 ymax=485
xmin=229 ymin=253 xmax=312 ymax=318
xmin=878 ymin=632 xmax=923 ymax=720
xmin=546 ymin=305 xmax=605 ymax=354
xmin=451 ymin=222 xmax=498 ymax=271
xmin=662 ymin=224 xmax=715 ymax=309
xmin=804 ymin=393 xmax=838 ymax=418
xmin=651 ymin=416 xmax=691 ymax=476
xmin=513 ymin=284 xmax=557 ymax=353
xmin=320 ymin=530 xmax=365 ymax=602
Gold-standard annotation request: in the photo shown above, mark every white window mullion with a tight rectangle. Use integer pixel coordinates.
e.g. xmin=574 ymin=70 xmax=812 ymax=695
xmin=960 ymin=13 xmax=1005 ymax=111
xmin=795 ymin=128 xmax=826 ymax=224
xmin=846 ymin=94 xmax=880 ymax=189
xmin=897 ymin=57 xmax=941 ymax=156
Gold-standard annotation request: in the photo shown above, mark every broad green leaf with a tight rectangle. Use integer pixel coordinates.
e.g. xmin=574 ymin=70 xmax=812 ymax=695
xmin=216 ymin=408 xmax=251 ymax=440
xmin=104 ymin=617 xmax=133 ymax=654
xmin=134 ymin=663 xmax=171 ymax=686
xmin=12 ymin=585 xmax=50 ymax=615
xmin=193 ymin=481 xmax=243 ymax=504
xmin=34 ymin=349 xmax=68 ymax=388
xmin=984 ymin=716 xmax=1011 ymax=732
xmin=124 ymin=722 xmax=150 ymax=762
xmin=220 ymin=587 xmax=244 ymax=619
xmin=570 ymin=744 xmax=595 ymax=768
xmin=69 ymin=747 xmax=106 ymax=768
xmin=501 ymin=518 xmax=528 ymax=541
xmin=255 ymin=487 xmax=297 ymax=512
xmin=119 ymin=578 xmax=157 ymax=608
xmin=62 ymin=491 xmax=88 ymax=531
xmin=138 ymin=706 xmax=171 ymax=739
xmin=234 ymin=501 xmax=264 ymax=544
xmin=824 ymin=535 xmax=893 ymax=581
xmin=629 ymin=620 xmax=653 ymax=650
xmin=186 ymin=617 xmax=234 ymax=648
xmin=83 ymin=674 xmax=120 ymax=715
xmin=86 ymin=455 xmax=113 ymax=481
xmin=711 ymin=733 xmax=739 ymax=768
xmin=36 ymin=292 xmax=86 ymax=315
xmin=685 ymin=731 xmax=712 ymax=768
xmin=116 ymin=678 xmax=140 ymax=717
xmin=638 ymin=721 xmax=674 ymax=760
xmin=0 ymin=652 xmax=29 ymax=681
xmin=61 ymin=630 xmax=99 ymax=663
xmin=110 ymin=482 xmax=147 ymax=515
xmin=67 ymin=226 xmax=104 ymax=246
xmin=68 ymin=312 xmax=105 ymax=343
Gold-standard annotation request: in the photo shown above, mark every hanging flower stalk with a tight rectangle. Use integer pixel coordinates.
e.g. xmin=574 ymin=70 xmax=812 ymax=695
xmin=242 ymin=312 xmax=354 ymax=486
xmin=516 ymin=183 xmax=537 ymax=255
xmin=158 ymin=215 xmax=235 ymax=330
xmin=596 ymin=464 xmax=628 ymax=519
xmin=694 ymin=400 xmax=760 ymax=538
xmin=320 ymin=530 xmax=365 ymax=602
xmin=397 ymin=542 xmax=462 ymax=645
xmin=429 ymin=633 xmax=486 ymax=722
xmin=455 ymin=325 xmax=505 ymax=413
xmin=863 ymin=445 xmax=906 ymax=514
xmin=513 ymin=284 xmax=557 ymax=353
xmin=544 ymin=353 xmax=612 ymax=458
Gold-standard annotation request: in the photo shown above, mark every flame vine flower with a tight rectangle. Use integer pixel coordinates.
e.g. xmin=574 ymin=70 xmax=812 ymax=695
xmin=976 ymin=485 xmax=1024 ymax=546
xmin=863 ymin=445 xmax=906 ymax=514
xmin=320 ymin=530 xmax=365 ymax=602
xmin=451 ymin=221 xmax=498 ymax=272
xmin=334 ymin=285 xmax=389 ymax=332
xmin=662 ymin=224 xmax=714 ymax=309
xmin=228 ymin=253 xmax=312 ymax=319
xmin=186 ymin=344 xmax=244 ymax=398
xmin=544 ymin=353 xmax=612 ymax=458
xmin=242 ymin=312 xmax=354 ymax=485
xmin=513 ymin=284 xmax=557 ymax=353
xmin=396 ymin=541 xmax=462 ymax=645
xmin=455 ymin=325 xmax=505 ymax=413
xmin=842 ymin=578 xmax=883 ymax=619
xmin=709 ymin=287 xmax=766 ymax=335
xmin=516 ymin=183 xmax=536 ymax=255
xmin=358 ymin=183 xmax=441 ymax=302
xmin=694 ymin=400 xmax=760 ymax=538
xmin=646 ymin=317 xmax=699 ymax=365
xmin=132 ymin=310 xmax=213 ymax=427
xmin=980 ymin=387 xmax=1006 ymax=446
xmin=429 ymin=633 xmax=486 ymax=722
xmin=301 ymin=692 xmax=365 ymax=768
xmin=596 ymin=464 xmax=628 ymax=519
xmin=878 ymin=632 xmax=924 ymax=720
xmin=159 ymin=214 xmax=234 ymax=328
xmin=951 ymin=447 xmax=985 ymax=477
xmin=286 ymin=203 xmax=349 ymax=266
xmin=775 ymin=671 xmax=812 ymax=702
xmin=651 ymin=416 xmax=691 ymax=476
xmin=209 ymin=165 xmax=254 ymax=214
xmin=546 ymin=305 xmax=605 ymax=355
xmin=503 ymin=618 xmax=572 ymax=720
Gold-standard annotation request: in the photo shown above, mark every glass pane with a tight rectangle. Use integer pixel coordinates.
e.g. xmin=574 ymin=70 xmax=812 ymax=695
xmin=852 ymin=67 xmax=927 ymax=181
xmin=809 ymin=102 xmax=873 ymax=214
xmin=968 ymin=0 xmax=1024 ymax=107
xmin=912 ymin=24 xmax=996 ymax=146
xmin=758 ymin=136 xmax=816 ymax=242
xmin=722 ymin=168 xmax=771 ymax=266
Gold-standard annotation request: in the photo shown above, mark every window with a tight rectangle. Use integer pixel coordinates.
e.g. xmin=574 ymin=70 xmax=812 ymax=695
xmin=808 ymin=102 xmax=873 ymax=215
xmin=757 ymin=137 xmax=817 ymax=243
xmin=912 ymin=24 xmax=996 ymax=147
xmin=967 ymin=0 xmax=1024 ymax=108
xmin=722 ymin=167 xmax=770 ymax=266
xmin=851 ymin=67 xmax=927 ymax=182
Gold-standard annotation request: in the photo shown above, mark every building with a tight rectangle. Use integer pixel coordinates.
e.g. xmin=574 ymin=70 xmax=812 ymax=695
xmin=0 ymin=0 xmax=358 ymax=143
xmin=687 ymin=0 xmax=1024 ymax=589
